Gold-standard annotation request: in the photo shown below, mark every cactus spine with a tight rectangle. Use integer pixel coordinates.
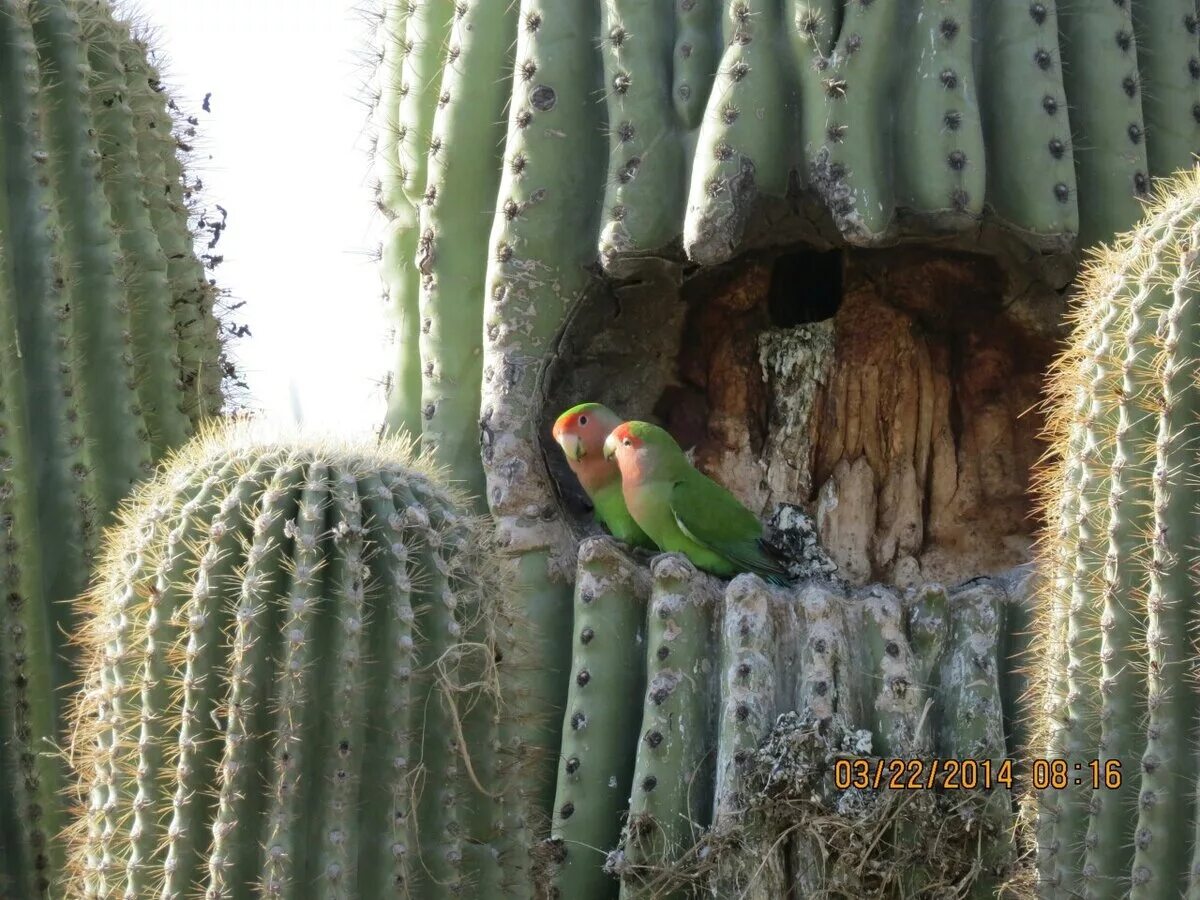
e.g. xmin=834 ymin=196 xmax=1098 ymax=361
xmin=0 ymin=1 xmax=225 ymax=894
xmin=65 ymin=423 xmax=523 ymax=899
xmin=1034 ymin=168 xmax=1200 ymax=898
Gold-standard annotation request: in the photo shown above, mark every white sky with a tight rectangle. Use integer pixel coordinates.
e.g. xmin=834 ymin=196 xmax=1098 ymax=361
xmin=133 ymin=0 xmax=390 ymax=434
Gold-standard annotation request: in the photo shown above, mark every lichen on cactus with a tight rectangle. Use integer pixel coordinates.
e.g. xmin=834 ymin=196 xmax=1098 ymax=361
xmin=63 ymin=422 xmax=532 ymax=899
xmin=0 ymin=2 xmax=227 ymax=894
xmin=1033 ymin=166 xmax=1200 ymax=898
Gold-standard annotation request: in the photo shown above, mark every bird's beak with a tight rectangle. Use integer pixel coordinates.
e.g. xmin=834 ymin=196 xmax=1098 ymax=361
xmin=603 ymin=432 xmax=618 ymax=461
xmin=557 ymin=431 xmax=584 ymax=462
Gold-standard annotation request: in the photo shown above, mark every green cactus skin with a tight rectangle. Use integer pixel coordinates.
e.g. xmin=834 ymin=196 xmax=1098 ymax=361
xmin=792 ymin=0 xmax=902 ymax=246
xmin=979 ymin=0 xmax=1078 ymax=240
xmin=65 ymin=424 xmax=519 ymax=899
xmin=618 ymin=555 xmax=718 ymax=899
xmin=85 ymin=8 xmax=191 ymax=455
xmin=416 ymin=0 xmax=515 ymax=503
xmin=479 ymin=0 xmax=607 ymax=847
xmin=1033 ymin=173 xmax=1200 ymax=898
xmin=0 ymin=4 xmax=221 ymax=894
xmin=549 ymin=538 xmax=650 ymax=900
xmin=396 ymin=0 xmax=454 ymax=209
xmin=597 ymin=0 xmax=686 ymax=268
xmin=1056 ymin=0 xmax=1150 ymax=248
xmin=894 ymin=0 xmax=985 ymax=222
xmin=934 ymin=580 xmax=1014 ymax=898
xmin=116 ymin=37 xmax=223 ymax=424
xmin=709 ymin=576 xmax=786 ymax=900
xmin=382 ymin=218 xmax=424 ymax=438
xmin=33 ymin=0 xmax=152 ymax=515
xmin=685 ymin=0 xmax=795 ymax=265
xmin=374 ymin=0 xmax=421 ymax=439
xmin=672 ymin=0 xmax=719 ymax=132
xmin=373 ymin=0 xmax=413 ymax=222
xmin=1132 ymin=2 xmax=1200 ymax=181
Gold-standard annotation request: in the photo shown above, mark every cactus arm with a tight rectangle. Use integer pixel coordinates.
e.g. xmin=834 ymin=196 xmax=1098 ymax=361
xmin=160 ymin=461 xmax=268 ymax=897
xmin=480 ymin=0 xmax=606 ymax=843
xmin=619 ymin=555 xmax=718 ymax=897
xmin=416 ymin=0 xmax=516 ymax=501
xmin=383 ymin=217 xmax=424 ymax=437
xmin=597 ymin=0 xmax=685 ymax=266
xmin=0 ymin=0 xmax=91 ymax=699
xmin=261 ymin=463 xmax=330 ymax=897
xmin=117 ymin=39 xmax=222 ymax=423
xmin=673 ymin=0 xmax=719 ymax=132
xmin=0 ymin=291 xmax=53 ymax=898
xmin=85 ymin=11 xmax=190 ymax=454
xmin=794 ymin=0 xmax=902 ymax=243
xmin=206 ymin=460 xmax=301 ymax=897
xmin=397 ymin=0 xmax=454 ymax=208
xmin=979 ymin=0 xmax=1078 ymax=239
xmin=893 ymin=0 xmax=985 ymax=219
xmin=1056 ymin=0 xmax=1150 ymax=246
xmin=32 ymin=0 xmax=152 ymax=515
xmin=550 ymin=538 xmax=649 ymax=899
xmin=1131 ymin=0 xmax=1200 ymax=178
xmin=683 ymin=0 xmax=794 ymax=266
xmin=709 ymin=575 xmax=787 ymax=900
xmin=0 ymin=3 xmax=97 ymax=889
xmin=374 ymin=0 xmax=414 ymax=219
xmin=1130 ymin=223 xmax=1200 ymax=898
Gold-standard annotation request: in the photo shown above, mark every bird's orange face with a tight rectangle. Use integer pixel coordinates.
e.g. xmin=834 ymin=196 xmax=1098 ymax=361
xmin=602 ymin=421 xmax=644 ymax=469
xmin=552 ymin=407 xmax=611 ymax=463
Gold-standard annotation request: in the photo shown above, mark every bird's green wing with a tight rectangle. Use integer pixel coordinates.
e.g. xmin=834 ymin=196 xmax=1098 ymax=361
xmin=669 ymin=475 xmax=786 ymax=577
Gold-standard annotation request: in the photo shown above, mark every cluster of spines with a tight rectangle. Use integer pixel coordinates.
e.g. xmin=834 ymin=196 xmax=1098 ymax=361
xmin=62 ymin=423 xmax=519 ymax=898
xmin=1032 ymin=169 xmax=1200 ymax=898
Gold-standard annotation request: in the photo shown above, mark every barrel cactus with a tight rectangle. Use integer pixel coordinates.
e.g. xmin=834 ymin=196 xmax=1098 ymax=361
xmin=64 ymin=422 xmax=538 ymax=899
xmin=0 ymin=0 xmax=226 ymax=893
xmin=1033 ymin=167 xmax=1200 ymax=897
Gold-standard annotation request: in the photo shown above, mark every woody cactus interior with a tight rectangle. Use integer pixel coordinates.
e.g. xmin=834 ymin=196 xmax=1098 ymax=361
xmin=0 ymin=0 xmax=226 ymax=894
xmin=364 ymin=0 xmax=1200 ymax=894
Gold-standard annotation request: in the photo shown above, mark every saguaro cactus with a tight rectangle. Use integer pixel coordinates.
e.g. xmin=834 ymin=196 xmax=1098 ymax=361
xmin=65 ymin=423 xmax=533 ymax=899
xmin=545 ymin=539 xmax=1031 ymax=898
xmin=0 ymin=1 xmax=225 ymax=894
xmin=1033 ymin=167 xmax=1200 ymax=898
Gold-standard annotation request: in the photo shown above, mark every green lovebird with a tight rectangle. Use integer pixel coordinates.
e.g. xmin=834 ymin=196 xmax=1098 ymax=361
xmin=552 ymin=403 xmax=655 ymax=549
xmin=604 ymin=421 xmax=790 ymax=586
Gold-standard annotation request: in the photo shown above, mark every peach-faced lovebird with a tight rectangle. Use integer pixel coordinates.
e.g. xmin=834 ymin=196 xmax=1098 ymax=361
xmin=603 ymin=421 xmax=790 ymax=585
xmin=552 ymin=403 xmax=655 ymax=549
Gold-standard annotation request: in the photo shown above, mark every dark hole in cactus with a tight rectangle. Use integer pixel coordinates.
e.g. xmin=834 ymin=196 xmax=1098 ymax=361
xmin=767 ymin=249 xmax=842 ymax=327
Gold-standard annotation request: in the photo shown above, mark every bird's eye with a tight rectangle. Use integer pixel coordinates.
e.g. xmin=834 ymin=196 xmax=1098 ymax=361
xmin=578 ymin=415 xmax=588 ymax=426
xmin=623 ymin=438 xmax=632 ymax=447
